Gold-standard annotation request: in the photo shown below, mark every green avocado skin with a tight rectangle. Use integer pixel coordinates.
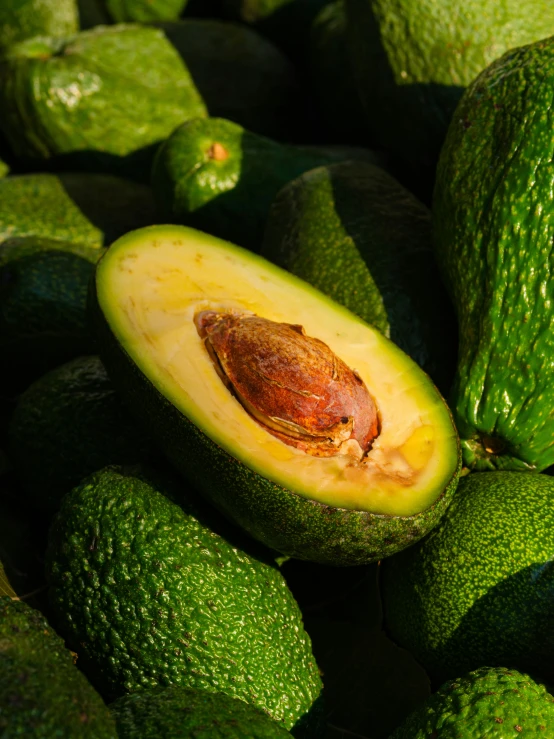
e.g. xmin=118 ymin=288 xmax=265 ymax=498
xmin=434 ymin=38 xmax=554 ymax=472
xmin=382 ymin=471 xmax=554 ymax=685
xmin=261 ymin=160 xmax=457 ymax=394
xmin=112 ymin=685 xmax=294 ymax=738
xmin=0 ymin=0 xmax=78 ymax=53
xmin=0 ymin=26 xmax=206 ymax=181
xmin=151 ymin=117 xmax=380 ymax=251
xmin=344 ymin=0 xmax=554 ymax=168
xmin=90 ymin=276 xmax=461 ymax=567
xmin=0 ymin=597 xmax=117 ymax=738
xmin=8 ymin=356 xmax=155 ymax=511
xmin=390 ymin=667 xmax=554 ymax=738
xmin=105 ymin=0 xmax=188 ymax=21
xmin=46 ymin=466 xmax=324 ymax=735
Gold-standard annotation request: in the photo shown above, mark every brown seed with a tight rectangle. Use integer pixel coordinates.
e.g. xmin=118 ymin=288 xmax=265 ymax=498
xmin=195 ymin=311 xmax=379 ymax=457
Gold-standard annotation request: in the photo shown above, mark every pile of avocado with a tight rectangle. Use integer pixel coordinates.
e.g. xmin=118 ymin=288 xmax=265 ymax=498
xmin=2 ymin=1 xmax=554 ymax=737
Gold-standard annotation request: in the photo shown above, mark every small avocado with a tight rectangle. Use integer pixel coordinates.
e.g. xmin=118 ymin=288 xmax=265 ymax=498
xmin=0 ymin=596 xmax=117 ymax=738
xmin=0 ymin=26 xmax=206 ymax=181
xmin=261 ymin=160 xmax=457 ymax=394
xmin=8 ymin=355 xmax=155 ymax=511
xmin=151 ymin=117 xmax=381 ymax=251
xmin=434 ymin=36 xmax=554 ymax=472
xmin=90 ymin=224 xmax=460 ymax=565
xmin=0 ymin=0 xmax=78 ymax=53
xmin=390 ymin=666 xmax=554 ymax=738
xmin=112 ymin=685 xmax=294 ymax=738
xmin=382 ymin=471 xmax=554 ymax=684
xmin=47 ymin=465 xmax=324 ymax=734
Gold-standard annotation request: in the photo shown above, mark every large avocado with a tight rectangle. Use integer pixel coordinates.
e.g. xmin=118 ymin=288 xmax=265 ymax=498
xmin=0 ymin=596 xmax=117 ymax=738
xmin=344 ymin=0 xmax=554 ymax=169
xmin=90 ymin=224 xmax=460 ymax=565
xmin=261 ymin=160 xmax=457 ymax=394
xmin=151 ymin=117 xmax=381 ymax=251
xmin=434 ymin=37 xmax=554 ymax=472
xmin=0 ymin=26 xmax=206 ymax=181
xmin=0 ymin=0 xmax=78 ymax=53
xmin=382 ymin=471 xmax=554 ymax=684
xmin=47 ymin=465 xmax=324 ymax=735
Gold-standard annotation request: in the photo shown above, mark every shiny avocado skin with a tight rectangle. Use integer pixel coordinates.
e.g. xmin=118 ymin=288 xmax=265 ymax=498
xmin=261 ymin=160 xmax=457 ymax=395
xmin=89 ymin=266 xmax=461 ymax=567
xmin=434 ymin=37 xmax=554 ymax=472
xmin=0 ymin=596 xmax=117 ymax=738
xmin=382 ymin=471 xmax=554 ymax=684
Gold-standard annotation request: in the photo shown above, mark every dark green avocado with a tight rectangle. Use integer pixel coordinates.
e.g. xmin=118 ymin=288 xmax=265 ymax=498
xmin=0 ymin=0 xmax=78 ymax=53
xmin=90 ymin=224 xmax=460 ymax=566
xmin=112 ymin=685 xmax=294 ymax=738
xmin=46 ymin=465 xmax=324 ymax=734
xmin=0 ymin=25 xmax=206 ymax=181
xmin=261 ymin=160 xmax=457 ymax=394
xmin=390 ymin=667 xmax=554 ymax=738
xmin=434 ymin=36 xmax=554 ymax=471
xmin=0 ymin=596 xmax=117 ymax=738
xmin=382 ymin=471 xmax=554 ymax=684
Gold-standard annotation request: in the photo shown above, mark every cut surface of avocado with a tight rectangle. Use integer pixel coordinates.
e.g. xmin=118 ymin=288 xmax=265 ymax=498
xmin=95 ymin=225 xmax=458 ymax=518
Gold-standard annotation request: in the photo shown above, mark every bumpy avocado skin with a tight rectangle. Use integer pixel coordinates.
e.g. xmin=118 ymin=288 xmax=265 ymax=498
xmin=0 ymin=173 xmax=158 ymax=248
xmin=434 ymin=38 xmax=554 ymax=472
xmin=382 ymin=471 xmax=554 ymax=684
xmin=262 ymin=160 xmax=457 ymax=394
xmin=390 ymin=667 xmax=554 ymax=738
xmin=112 ymin=685 xmax=294 ymax=738
xmin=8 ymin=356 xmax=155 ymax=511
xmin=0 ymin=0 xmax=78 ymax=53
xmin=0 ymin=597 xmax=116 ymax=738
xmin=152 ymin=117 xmax=379 ymax=251
xmin=0 ymin=26 xmax=206 ymax=181
xmin=90 ymin=270 xmax=461 ymax=567
xmin=46 ymin=466 xmax=324 ymax=735
xmin=344 ymin=0 xmax=554 ymax=168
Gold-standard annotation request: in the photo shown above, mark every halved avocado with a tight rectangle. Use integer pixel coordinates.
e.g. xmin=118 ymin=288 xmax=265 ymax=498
xmin=91 ymin=225 xmax=461 ymax=565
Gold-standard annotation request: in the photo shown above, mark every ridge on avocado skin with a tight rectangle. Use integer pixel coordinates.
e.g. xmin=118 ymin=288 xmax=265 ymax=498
xmin=433 ymin=36 xmax=554 ymax=472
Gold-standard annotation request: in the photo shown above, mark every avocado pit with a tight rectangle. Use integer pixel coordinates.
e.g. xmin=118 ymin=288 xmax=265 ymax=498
xmin=195 ymin=310 xmax=379 ymax=458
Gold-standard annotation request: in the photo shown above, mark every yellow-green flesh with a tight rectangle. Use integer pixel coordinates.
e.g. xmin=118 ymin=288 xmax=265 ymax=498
xmin=97 ymin=226 xmax=458 ymax=516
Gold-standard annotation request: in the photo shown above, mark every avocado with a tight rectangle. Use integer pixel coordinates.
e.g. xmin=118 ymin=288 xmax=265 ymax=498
xmin=155 ymin=20 xmax=303 ymax=140
xmin=0 ymin=596 xmax=117 ymax=738
xmin=0 ymin=173 xmax=158 ymax=248
xmin=90 ymin=224 xmax=460 ymax=565
xmin=390 ymin=666 xmax=554 ymax=738
xmin=0 ymin=0 xmax=78 ymax=53
xmin=8 ymin=355 xmax=155 ymax=511
xmin=0 ymin=239 xmax=100 ymax=389
xmin=344 ymin=0 xmax=554 ymax=170
xmin=151 ymin=117 xmax=382 ymax=251
xmin=0 ymin=26 xmax=206 ymax=181
xmin=382 ymin=471 xmax=554 ymax=684
xmin=46 ymin=465 xmax=324 ymax=734
xmin=104 ymin=0 xmax=188 ymax=21
xmin=433 ymin=37 xmax=554 ymax=472
xmin=112 ymin=685 xmax=294 ymax=738
xmin=261 ymin=160 xmax=457 ymax=394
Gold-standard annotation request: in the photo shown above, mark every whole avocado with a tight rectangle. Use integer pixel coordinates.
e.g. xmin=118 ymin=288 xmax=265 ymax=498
xmin=434 ymin=36 xmax=554 ymax=471
xmin=0 ymin=596 xmax=117 ymax=738
xmin=47 ymin=465 xmax=324 ymax=735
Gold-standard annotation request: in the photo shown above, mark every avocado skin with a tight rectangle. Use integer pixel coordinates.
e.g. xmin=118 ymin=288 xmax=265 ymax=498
xmin=0 ymin=26 xmax=206 ymax=181
xmin=8 ymin=356 xmax=155 ymax=511
xmin=434 ymin=38 xmax=554 ymax=472
xmin=0 ymin=173 xmax=158 ymax=248
xmin=152 ymin=117 xmax=380 ymax=251
xmin=382 ymin=471 xmax=554 ymax=684
xmin=90 ymin=275 xmax=461 ymax=567
xmin=105 ymin=0 xmax=188 ymax=21
xmin=0 ymin=0 xmax=78 ymax=53
xmin=112 ymin=685 xmax=294 ymax=738
xmin=46 ymin=465 xmax=324 ymax=734
xmin=262 ymin=160 xmax=457 ymax=395
xmin=0 ymin=596 xmax=116 ymax=738
xmin=390 ymin=666 xmax=554 ymax=738
xmin=344 ymin=0 xmax=554 ymax=169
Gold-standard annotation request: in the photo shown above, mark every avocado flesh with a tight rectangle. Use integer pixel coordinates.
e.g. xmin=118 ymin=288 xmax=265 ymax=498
xmin=95 ymin=225 xmax=458 ymax=519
